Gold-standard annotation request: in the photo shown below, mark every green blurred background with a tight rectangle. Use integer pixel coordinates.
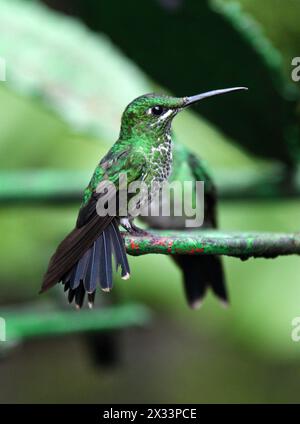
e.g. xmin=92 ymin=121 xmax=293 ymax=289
xmin=1 ymin=0 xmax=300 ymax=403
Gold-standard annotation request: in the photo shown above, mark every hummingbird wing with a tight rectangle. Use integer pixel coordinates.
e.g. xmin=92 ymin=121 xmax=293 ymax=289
xmin=76 ymin=148 xmax=146 ymax=227
xmin=41 ymin=147 xmax=146 ymax=295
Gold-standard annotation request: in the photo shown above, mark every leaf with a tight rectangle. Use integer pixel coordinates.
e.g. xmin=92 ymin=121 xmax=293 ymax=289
xmin=73 ymin=0 xmax=300 ymax=164
xmin=0 ymin=0 xmax=149 ymax=140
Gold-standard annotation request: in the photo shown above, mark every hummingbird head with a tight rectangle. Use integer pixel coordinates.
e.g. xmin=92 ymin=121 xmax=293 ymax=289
xmin=119 ymin=87 xmax=248 ymax=140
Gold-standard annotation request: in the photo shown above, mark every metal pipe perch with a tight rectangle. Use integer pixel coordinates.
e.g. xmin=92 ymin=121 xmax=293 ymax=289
xmin=124 ymin=230 xmax=300 ymax=260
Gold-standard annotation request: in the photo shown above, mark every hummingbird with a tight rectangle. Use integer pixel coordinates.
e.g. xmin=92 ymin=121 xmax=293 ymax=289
xmin=41 ymin=87 xmax=247 ymax=308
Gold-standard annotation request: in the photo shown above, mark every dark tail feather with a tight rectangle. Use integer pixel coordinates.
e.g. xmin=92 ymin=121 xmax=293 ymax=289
xmin=84 ymin=239 xmax=100 ymax=293
xmin=75 ymin=282 xmax=86 ymax=309
xmin=45 ymin=219 xmax=130 ymax=308
xmin=173 ymin=255 xmax=228 ymax=309
xmin=73 ymin=249 xmax=90 ymax=290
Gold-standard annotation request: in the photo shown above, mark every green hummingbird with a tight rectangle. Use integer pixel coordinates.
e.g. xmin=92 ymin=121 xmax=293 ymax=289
xmin=41 ymin=87 xmax=247 ymax=308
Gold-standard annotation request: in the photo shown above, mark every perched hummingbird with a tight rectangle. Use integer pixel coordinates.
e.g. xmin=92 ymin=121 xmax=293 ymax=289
xmin=41 ymin=87 xmax=247 ymax=308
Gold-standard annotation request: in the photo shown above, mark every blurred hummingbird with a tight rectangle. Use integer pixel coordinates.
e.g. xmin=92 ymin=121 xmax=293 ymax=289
xmin=41 ymin=87 xmax=247 ymax=308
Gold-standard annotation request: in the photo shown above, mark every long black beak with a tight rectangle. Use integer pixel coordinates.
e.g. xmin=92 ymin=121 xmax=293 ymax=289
xmin=185 ymin=87 xmax=248 ymax=106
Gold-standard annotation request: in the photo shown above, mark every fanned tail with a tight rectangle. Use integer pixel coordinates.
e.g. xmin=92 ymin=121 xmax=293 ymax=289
xmin=42 ymin=218 xmax=130 ymax=308
xmin=173 ymin=255 xmax=228 ymax=309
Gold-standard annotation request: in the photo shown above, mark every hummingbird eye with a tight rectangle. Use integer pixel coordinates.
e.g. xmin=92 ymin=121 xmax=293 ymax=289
xmin=149 ymin=105 xmax=164 ymax=116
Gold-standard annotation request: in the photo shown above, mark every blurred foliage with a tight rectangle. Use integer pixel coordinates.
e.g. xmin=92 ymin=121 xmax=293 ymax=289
xmin=0 ymin=0 xmax=258 ymax=170
xmin=226 ymin=0 xmax=300 ymax=80
xmin=0 ymin=0 xmax=257 ymax=300
xmin=0 ymin=0 xmax=149 ymax=140
xmin=59 ymin=0 xmax=300 ymax=166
